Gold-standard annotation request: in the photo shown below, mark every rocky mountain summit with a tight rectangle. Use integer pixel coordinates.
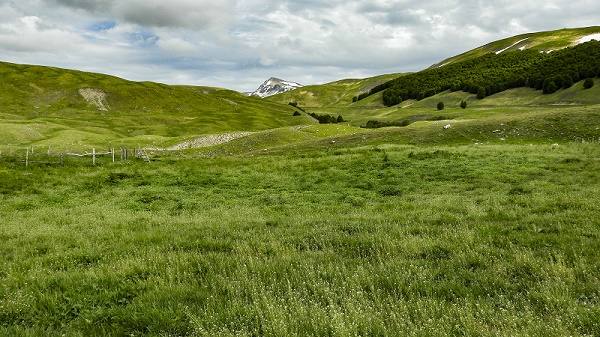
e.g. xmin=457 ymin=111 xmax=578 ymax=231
xmin=248 ymin=77 xmax=303 ymax=98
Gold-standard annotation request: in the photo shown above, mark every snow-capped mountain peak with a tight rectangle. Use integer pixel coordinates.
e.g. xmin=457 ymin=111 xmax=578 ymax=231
xmin=248 ymin=77 xmax=303 ymax=98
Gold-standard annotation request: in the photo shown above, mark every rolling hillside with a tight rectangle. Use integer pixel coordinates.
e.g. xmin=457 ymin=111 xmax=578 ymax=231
xmin=265 ymin=73 xmax=403 ymax=108
xmin=0 ymin=62 xmax=314 ymax=150
xmin=2 ymin=26 xmax=600 ymax=152
xmin=431 ymin=26 xmax=600 ymax=67
xmin=267 ymin=26 xmax=600 ymax=110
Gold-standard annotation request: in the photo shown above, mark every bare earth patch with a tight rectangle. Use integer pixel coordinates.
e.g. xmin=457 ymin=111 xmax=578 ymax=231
xmin=78 ymin=88 xmax=109 ymax=111
xmin=165 ymin=132 xmax=253 ymax=150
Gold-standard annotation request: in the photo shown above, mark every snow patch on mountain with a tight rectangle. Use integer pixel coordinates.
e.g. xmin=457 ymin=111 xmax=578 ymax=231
xmin=248 ymin=77 xmax=303 ymax=98
xmin=495 ymin=38 xmax=529 ymax=54
xmin=578 ymin=33 xmax=600 ymax=44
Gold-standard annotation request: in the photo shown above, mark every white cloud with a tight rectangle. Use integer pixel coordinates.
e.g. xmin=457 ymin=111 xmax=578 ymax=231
xmin=156 ymin=34 xmax=198 ymax=56
xmin=0 ymin=15 xmax=85 ymax=52
xmin=0 ymin=0 xmax=599 ymax=91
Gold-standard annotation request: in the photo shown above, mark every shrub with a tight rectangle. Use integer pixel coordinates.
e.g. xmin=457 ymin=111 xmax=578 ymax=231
xmin=364 ymin=119 xmax=410 ymax=129
xmin=584 ymin=78 xmax=595 ymax=89
xmin=544 ymin=81 xmax=558 ymax=94
xmin=477 ymin=87 xmax=486 ymax=99
xmin=293 ymin=111 xmax=301 ymax=117
xmin=308 ymin=112 xmax=341 ymax=124
xmin=562 ymin=75 xmax=574 ymax=88
xmin=437 ymin=102 xmax=445 ymax=110
xmin=460 ymin=100 xmax=468 ymax=109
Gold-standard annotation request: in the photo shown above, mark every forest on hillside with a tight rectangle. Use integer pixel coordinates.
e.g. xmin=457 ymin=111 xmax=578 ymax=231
xmin=355 ymin=41 xmax=600 ymax=106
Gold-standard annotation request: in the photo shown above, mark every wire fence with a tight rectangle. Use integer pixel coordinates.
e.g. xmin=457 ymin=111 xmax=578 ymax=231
xmin=575 ymin=137 xmax=600 ymax=144
xmin=0 ymin=146 xmax=151 ymax=167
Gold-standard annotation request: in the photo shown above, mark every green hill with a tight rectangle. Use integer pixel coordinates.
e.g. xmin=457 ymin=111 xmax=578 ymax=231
xmin=265 ymin=73 xmax=403 ymax=108
xmin=431 ymin=26 xmax=600 ymax=67
xmin=2 ymin=26 xmax=600 ymax=152
xmin=0 ymin=62 xmax=314 ymax=150
xmin=265 ymin=26 xmax=600 ymax=110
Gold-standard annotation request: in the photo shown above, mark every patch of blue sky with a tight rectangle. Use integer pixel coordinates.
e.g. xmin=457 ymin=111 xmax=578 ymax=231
xmin=89 ymin=20 xmax=117 ymax=31
xmin=125 ymin=30 xmax=159 ymax=47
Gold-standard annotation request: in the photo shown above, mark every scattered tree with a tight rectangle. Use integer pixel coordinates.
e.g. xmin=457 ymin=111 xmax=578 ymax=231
xmin=437 ymin=102 xmax=445 ymax=110
xmin=544 ymin=81 xmax=558 ymax=94
xmin=477 ymin=87 xmax=486 ymax=99
xmin=293 ymin=111 xmax=301 ymax=117
xmin=584 ymin=78 xmax=595 ymax=89
xmin=460 ymin=100 xmax=468 ymax=109
xmin=562 ymin=75 xmax=574 ymax=88
xmin=337 ymin=115 xmax=344 ymax=123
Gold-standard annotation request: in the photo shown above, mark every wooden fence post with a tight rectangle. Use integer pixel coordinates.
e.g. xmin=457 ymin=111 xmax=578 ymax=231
xmin=93 ymin=148 xmax=96 ymax=165
xmin=26 ymin=148 xmax=29 ymax=167
xmin=60 ymin=153 xmax=64 ymax=166
xmin=112 ymin=148 xmax=115 ymax=163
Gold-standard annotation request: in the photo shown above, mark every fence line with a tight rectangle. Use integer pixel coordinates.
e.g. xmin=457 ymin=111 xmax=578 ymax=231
xmin=575 ymin=137 xmax=600 ymax=144
xmin=2 ymin=146 xmax=151 ymax=167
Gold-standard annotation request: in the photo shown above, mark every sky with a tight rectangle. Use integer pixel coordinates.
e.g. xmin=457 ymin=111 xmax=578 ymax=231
xmin=0 ymin=1 xmax=599 ymax=92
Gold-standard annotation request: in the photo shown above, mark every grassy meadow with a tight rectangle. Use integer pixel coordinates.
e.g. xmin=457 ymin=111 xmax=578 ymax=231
xmin=1 ymin=55 xmax=600 ymax=336
xmin=1 ymin=133 xmax=600 ymax=336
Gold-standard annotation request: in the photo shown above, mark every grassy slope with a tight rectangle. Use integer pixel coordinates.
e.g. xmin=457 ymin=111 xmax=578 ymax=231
xmin=3 ymin=28 xmax=600 ymax=152
xmin=263 ymin=27 xmax=600 ymax=112
xmin=0 ymin=62 xmax=314 ymax=150
xmin=431 ymin=26 xmax=600 ymax=67
xmin=293 ymin=78 xmax=600 ymax=128
xmin=265 ymin=73 xmax=403 ymax=108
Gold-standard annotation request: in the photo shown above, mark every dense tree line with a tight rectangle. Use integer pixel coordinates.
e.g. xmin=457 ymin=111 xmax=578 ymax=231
xmin=356 ymin=41 xmax=600 ymax=106
xmin=363 ymin=119 xmax=411 ymax=129
xmin=308 ymin=112 xmax=344 ymax=124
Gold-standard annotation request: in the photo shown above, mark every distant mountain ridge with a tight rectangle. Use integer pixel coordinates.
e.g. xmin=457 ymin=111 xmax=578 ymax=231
xmin=248 ymin=77 xmax=303 ymax=98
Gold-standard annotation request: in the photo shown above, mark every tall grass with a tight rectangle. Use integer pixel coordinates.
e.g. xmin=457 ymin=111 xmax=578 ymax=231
xmin=1 ymin=141 xmax=599 ymax=336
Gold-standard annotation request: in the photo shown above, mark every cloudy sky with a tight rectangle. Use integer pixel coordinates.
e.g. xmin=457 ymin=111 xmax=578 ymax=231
xmin=0 ymin=1 xmax=598 ymax=92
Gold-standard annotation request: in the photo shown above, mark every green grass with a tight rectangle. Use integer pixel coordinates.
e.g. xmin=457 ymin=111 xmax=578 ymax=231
xmin=431 ymin=26 xmax=600 ymax=67
xmin=266 ymin=73 xmax=403 ymax=108
xmin=1 ymin=141 xmax=599 ymax=336
xmin=0 ymin=61 xmax=314 ymax=150
xmin=1 ymin=30 xmax=600 ymax=336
